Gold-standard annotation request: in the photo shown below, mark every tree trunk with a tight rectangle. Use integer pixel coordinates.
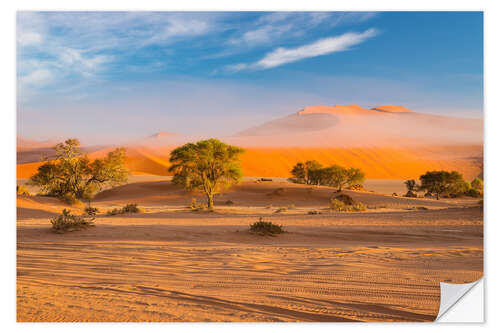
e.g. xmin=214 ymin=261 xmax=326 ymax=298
xmin=207 ymin=194 xmax=214 ymax=209
xmin=436 ymin=193 xmax=440 ymax=200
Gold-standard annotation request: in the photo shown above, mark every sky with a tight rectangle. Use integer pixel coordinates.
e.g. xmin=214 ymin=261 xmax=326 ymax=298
xmin=17 ymin=11 xmax=483 ymax=144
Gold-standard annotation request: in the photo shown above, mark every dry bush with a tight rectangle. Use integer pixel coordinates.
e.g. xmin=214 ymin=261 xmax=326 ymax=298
xmin=84 ymin=206 xmax=99 ymax=215
xmin=334 ymin=194 xmax=354 ymax=205
xmin=330 ymin=199 xmax=366 ymax=212
xmin=190 ymin=198 xmax=206 ymax=211
xmin=225 ymin=200 xmax=234 ymax=205
xmin=16 ymin=185 xmax=31 ymax=196
xmin=107 ymin=203 xmax=142 ymax=216
xmin=51 ymin=209 xmax=95 ymax=233
xmin=249 ymin=217 xmax=284 ymax=236
xmin=308 ymin=210 xmax=321 ymax=215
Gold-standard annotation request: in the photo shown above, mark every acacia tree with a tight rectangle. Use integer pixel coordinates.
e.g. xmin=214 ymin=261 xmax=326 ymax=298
xmin=291 ymin=160 xmax=322 ymax=184
xmin=321 ymin=165 xmax=365 ymax=191
xmin=29 ymin=139 xmax=129 ymax=204
xmin=419 ymin=170 xmax=466 ymax=200
xmin=168 ymin=138 xmax=244 ymax=209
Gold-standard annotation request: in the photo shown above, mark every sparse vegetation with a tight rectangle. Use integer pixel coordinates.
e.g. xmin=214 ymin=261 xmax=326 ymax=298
xmin=334 ymin=194 xmax=354 ymax=206
xmin=84 ymin=206 xmax=99 ymax=216
xmin=16 ymin=185 xmax=31 ymax=196
xmin=169 ymin=139 xmax=244 ymax=209
xmin=259 ymin=178 xmax=272 ymax=182
xmin=329 ymin=198 xmax=366 ymax=212
xmin=249 ymin=217 xmax=284 ymax=236
xmin=190 ymin=198 xmax=206 ymax=211
xmin=28 ymin=139 xmax=128 ymax=204
xmin=308 ymin=210 xmax=321 ymax=215
xmin=274 ymin=207 xmax=288 ymax=213
xmin=107 ymin=203 xmax=142 ymax=216
xmin=225 ymin=200 xmax=234 ymax=205
xmin=290 ymin=161 xmax=365 ymax=191
xmin=51 ymin=209 xmax=95 ymax=233
xmin=419 ymin=170 xmax=469 ymax=200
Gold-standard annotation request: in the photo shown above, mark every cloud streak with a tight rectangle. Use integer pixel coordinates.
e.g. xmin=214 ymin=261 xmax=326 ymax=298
xmin=229 ymin=28 xmax=378 ymax=71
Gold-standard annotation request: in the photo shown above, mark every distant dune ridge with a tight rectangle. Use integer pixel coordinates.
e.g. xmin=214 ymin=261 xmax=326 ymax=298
xmin=17 ymin=105 xmax=483 ymax=180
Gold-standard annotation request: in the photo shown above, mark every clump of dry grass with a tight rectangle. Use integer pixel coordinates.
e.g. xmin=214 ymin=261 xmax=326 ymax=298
xmin=16 ymin=185 xmax=31 ymax=196
xmin=107 ymin=203 xmax=142 ymax=216
xmin=249 ymin=217 xmax=284 ymax=236
xmin=329 ymin=199 xmax=366 ymax=212
xmin=51 ymin=209 xmax=95 ymax=233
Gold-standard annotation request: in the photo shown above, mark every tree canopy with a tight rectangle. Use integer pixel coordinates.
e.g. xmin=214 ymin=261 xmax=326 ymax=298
xmin=290 ymin=161 xmax=365 ymax=191
xmin=168 ymin=138 xmax=244 ymax=209
xmin=419 ymin=170 xmax=466 ymax=200
xmin=29 ymin=139 xmax=129 ymax=203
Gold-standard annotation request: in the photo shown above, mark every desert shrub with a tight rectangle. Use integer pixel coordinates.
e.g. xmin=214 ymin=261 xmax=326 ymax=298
xmin=464 ymin=188 xmax=481 ymax=198
xmin=417 ymin=206 xmax=429 ymax=210
xmin=351 ymin=202 xmax=367 ymax=212
xmin=308 ymin=210 xmax=321 ymax=215
xmin=348 ymin=184 xmax=365 ymax=191
xmin=274 ymin=207 xmax=288 ymax=213
xmin=329 ymin=199 xmax=347 ymax=211
xmin=405 ymin=191 xmax=417 ymax=198
xmin=392 ymin=192 xmax=398 ymax=197
xmin=51 ymin=209 xmax=95 ymax=233
xmin=107 ymin=203 xmax=141 ymax=215
xmin=190 ymin=198 xmax=206 ymax=211
xmin=471 ymin=178 xmax=483 ymax=192
xmin=334 ymin=194 xmax=354 ymax=206
xmin=225 ymin=200 xmax=234 ymax=205
xmin=122 ymin=203 xmax=141 ymax=213
xmin=107 ymin=208 xmax=121 ymax=216
xmin=16 ymin=185 xmax=31 ymax=196
xmin=260 ymin=178 xmax=272 ymax=182
xmin=84 ymin=206 xmax=99 ymax=216
xmin=249 ymin=217 xmax=284 ymax=235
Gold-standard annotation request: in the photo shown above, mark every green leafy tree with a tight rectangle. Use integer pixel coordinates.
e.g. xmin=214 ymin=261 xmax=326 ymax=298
xmin=471 ymin=178 xmax=483 ymax=192
xmin=168 ymin=138 xmax=244 ymax=209
xmin=320 ymin=165 xmax=365 ymax=191
xmin=419 ymin=170 xmax=466 ymax=200
xmin=291 ymin=160 xmax=322 ymax=184
xmin=29 ymin=139 xmax=128 ymax=204
xmin=404 ymin=179 xmax=417 ymax=192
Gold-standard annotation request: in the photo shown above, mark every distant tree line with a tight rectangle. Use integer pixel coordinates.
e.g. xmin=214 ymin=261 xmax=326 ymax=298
xmin=404 ymin=170 xmax=483 ymax=200
xmin=289 ymin=160 xmax=365 ymax=191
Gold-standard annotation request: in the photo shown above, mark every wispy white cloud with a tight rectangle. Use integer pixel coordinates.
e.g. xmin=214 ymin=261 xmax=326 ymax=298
xmin=227 ymin=12 xmax=378 ymax=48
xmin=228 ymin=28 xmax=378 ymax=71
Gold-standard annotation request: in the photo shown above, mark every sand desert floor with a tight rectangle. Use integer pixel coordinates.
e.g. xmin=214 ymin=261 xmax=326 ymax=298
xmin=17 ymin=178 xmax=483 ymax=322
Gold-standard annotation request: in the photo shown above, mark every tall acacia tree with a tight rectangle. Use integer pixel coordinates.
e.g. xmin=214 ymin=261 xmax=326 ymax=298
xmin=168 ymin=138 xmax=244 ymax=209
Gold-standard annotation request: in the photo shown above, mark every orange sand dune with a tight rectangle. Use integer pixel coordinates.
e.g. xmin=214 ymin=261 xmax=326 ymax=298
xmin=17 ymin=144 xmax=482 ymax=180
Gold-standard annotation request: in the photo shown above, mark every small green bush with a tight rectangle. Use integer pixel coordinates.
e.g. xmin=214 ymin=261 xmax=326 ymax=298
xmin=249 ymin=217 xmax=284 ymax=236
xmin=16 ymin=185 xmax=31 ymax=196
xmin=465 ymin=188 xmax=481 ymax=198
xmin=334 ymin=194 xmax=354 ymax=205
xmin=84 ymin=206 xmax=99 ymax=215
xmin=329 ymin=199 xmax=347 ymax=211
xmin=107 ymin=203 xmax=142 ymax=216
xmin=330 ymin=199 xmax=366 ymax=212
xmin=122 ymin=203 xmax=141 ymax=213
xmin=351 ymin=202 xmax=367 ymax=212
xmin=51 ymin=209 xmax=95 ymax=233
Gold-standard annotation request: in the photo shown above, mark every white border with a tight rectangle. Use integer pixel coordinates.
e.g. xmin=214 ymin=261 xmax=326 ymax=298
xmin=3 ymin=1 xmax=499 ymax=332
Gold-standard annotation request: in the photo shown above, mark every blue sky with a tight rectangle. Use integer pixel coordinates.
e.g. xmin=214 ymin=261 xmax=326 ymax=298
xmin=17 ymin=11 xmax=483 ymax=143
